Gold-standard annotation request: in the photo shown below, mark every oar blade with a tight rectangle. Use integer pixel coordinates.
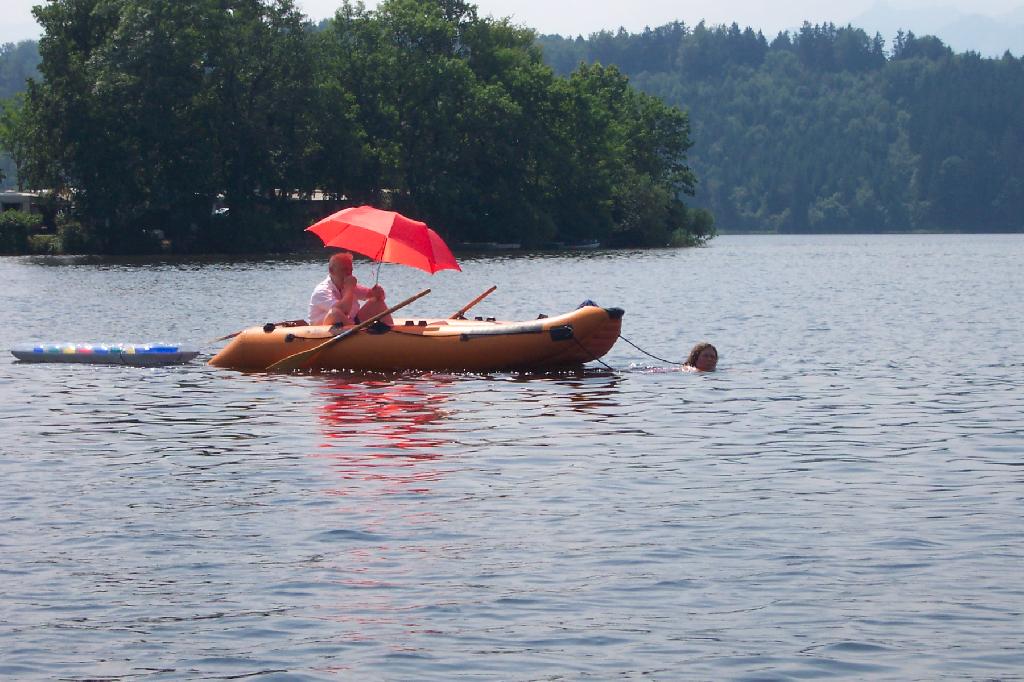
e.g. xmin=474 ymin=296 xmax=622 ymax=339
xmin=265 ymin=344 xmax=322 ymax=372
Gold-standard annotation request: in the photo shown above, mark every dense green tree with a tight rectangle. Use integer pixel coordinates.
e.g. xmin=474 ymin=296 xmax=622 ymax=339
xmin=317 ymin=0 xmax=552 ymax=242
xmin=9 ymin=0 xmax=705 ymax=252
xmin=0 ymin=95 xmax=27 ymax=188
xmin=1 ymin=41 xmax=42 ymax=187
xmin=315 ymin=0 xmax=701 ymax=247
xmin=553 ymin=63 xmax=698 ymax=245
xmin=198 ymin=0 xmax=321 ymax=251
xmin=893 ymin=31 xmax=953 ymax=61
xmin=21 ymin=0 xmax=318 ymax=252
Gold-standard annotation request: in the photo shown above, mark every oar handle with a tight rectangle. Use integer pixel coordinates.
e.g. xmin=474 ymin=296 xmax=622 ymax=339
xmin=267 ymin=288 xmax=430 ymax=371
xmin=451 ymin=285 xmax=497 ymax=319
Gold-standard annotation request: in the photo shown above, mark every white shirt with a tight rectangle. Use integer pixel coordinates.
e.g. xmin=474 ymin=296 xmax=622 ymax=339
xmin=308 ymin=276 xmax=372 ymax=324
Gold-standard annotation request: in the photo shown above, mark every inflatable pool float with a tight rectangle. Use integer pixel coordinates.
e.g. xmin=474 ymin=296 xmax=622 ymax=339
xmin=209 ymin=305 xmax=624 ymax=372
xmin=11 ymin=343 xmax=200 ymax=366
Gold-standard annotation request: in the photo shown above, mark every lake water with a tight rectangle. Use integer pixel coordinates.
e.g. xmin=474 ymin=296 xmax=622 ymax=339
xmin=1 ymin=234 xmax=1022 ymax=680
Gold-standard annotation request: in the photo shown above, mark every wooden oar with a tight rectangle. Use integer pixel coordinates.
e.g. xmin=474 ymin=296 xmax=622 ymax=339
xmin=208 ymin=319 xmax=307 ymax=345
xmin=450 ymin=285 xmax=497 ymax=319
xmin=267 ymin=289 xmax=431 ymax=372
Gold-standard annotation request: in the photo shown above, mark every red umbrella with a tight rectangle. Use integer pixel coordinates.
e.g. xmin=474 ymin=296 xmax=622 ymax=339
xmin=306 ymin=205 xmax=461 ymax=275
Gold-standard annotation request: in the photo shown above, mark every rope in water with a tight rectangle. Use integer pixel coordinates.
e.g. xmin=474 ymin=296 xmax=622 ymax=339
xmin=617 ymin=335 xmax=685 ymax=366
xmin=574 ymin=335 xmax=683 ymax=370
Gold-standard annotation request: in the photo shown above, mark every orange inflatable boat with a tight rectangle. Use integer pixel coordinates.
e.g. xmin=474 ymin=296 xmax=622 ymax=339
xmin=209 ymin=305 xmax=624 ymax=372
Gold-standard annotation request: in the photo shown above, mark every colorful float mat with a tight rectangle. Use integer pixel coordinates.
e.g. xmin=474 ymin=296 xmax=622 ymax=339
xmin=11 ymin=343 xmax=200 ymax=366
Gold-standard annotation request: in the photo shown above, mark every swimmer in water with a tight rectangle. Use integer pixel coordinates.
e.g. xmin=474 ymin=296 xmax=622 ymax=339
xmin=683 ymin=342 xmax=718 ymax=372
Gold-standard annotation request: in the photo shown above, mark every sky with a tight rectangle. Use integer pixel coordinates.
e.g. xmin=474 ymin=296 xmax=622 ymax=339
xmin=3 ymin=0 xmax=1022 ymax=48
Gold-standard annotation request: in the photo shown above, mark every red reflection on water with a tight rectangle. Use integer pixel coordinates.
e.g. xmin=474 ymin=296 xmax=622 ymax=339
xmin=305 ymin=378 xmax=458 ymax=649
xmin=311 ymin=376 xmax=455 ymax=491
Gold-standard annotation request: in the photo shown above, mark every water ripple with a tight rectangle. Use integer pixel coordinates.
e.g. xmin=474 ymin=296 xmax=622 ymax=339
xmin=1 ymin=236 xmax=1023 ymax=678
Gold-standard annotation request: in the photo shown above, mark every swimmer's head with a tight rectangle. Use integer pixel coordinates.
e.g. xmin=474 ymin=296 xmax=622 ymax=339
xmin=685 ymin=342 xmax=718 ymax=371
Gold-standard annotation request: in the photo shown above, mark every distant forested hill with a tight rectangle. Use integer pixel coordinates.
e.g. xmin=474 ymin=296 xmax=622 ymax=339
xmin=1 ymin=41 xmax=40 ymax=188
xmin=0 ymin=41 xmax=39 ymax=100
xmin=539 ymin=23 xmax=1024 ymax=232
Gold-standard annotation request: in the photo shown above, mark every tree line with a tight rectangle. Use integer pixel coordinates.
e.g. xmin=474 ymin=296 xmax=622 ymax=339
xmin=540 ymin=22 xmax=1024 ymax=232
xmin=0 ymin=0 xmax=711 ymax=254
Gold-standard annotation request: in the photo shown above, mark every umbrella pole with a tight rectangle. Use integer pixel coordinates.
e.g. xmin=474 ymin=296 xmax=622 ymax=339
xmin=373 ymin=242 xmax=384 ymax=286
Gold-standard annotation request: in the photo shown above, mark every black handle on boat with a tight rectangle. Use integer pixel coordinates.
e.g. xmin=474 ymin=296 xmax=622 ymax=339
xmin=451 ymin=285 xmax=497 ymax=319
xmin=267 ymin=289 xmax=431 ymax=371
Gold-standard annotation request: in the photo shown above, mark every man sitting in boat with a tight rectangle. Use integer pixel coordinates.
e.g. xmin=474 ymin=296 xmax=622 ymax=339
xmin=309 ymin=252 xmax=394 ymax=327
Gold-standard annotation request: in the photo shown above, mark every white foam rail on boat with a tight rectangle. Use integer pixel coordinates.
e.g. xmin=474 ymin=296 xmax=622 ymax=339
xmin=11 ymin=343 xmax=200 ymax=366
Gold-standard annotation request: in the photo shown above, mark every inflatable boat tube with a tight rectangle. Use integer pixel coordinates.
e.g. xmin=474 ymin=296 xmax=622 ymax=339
xmin=209 ymin=305 xmax=624 ymax=372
